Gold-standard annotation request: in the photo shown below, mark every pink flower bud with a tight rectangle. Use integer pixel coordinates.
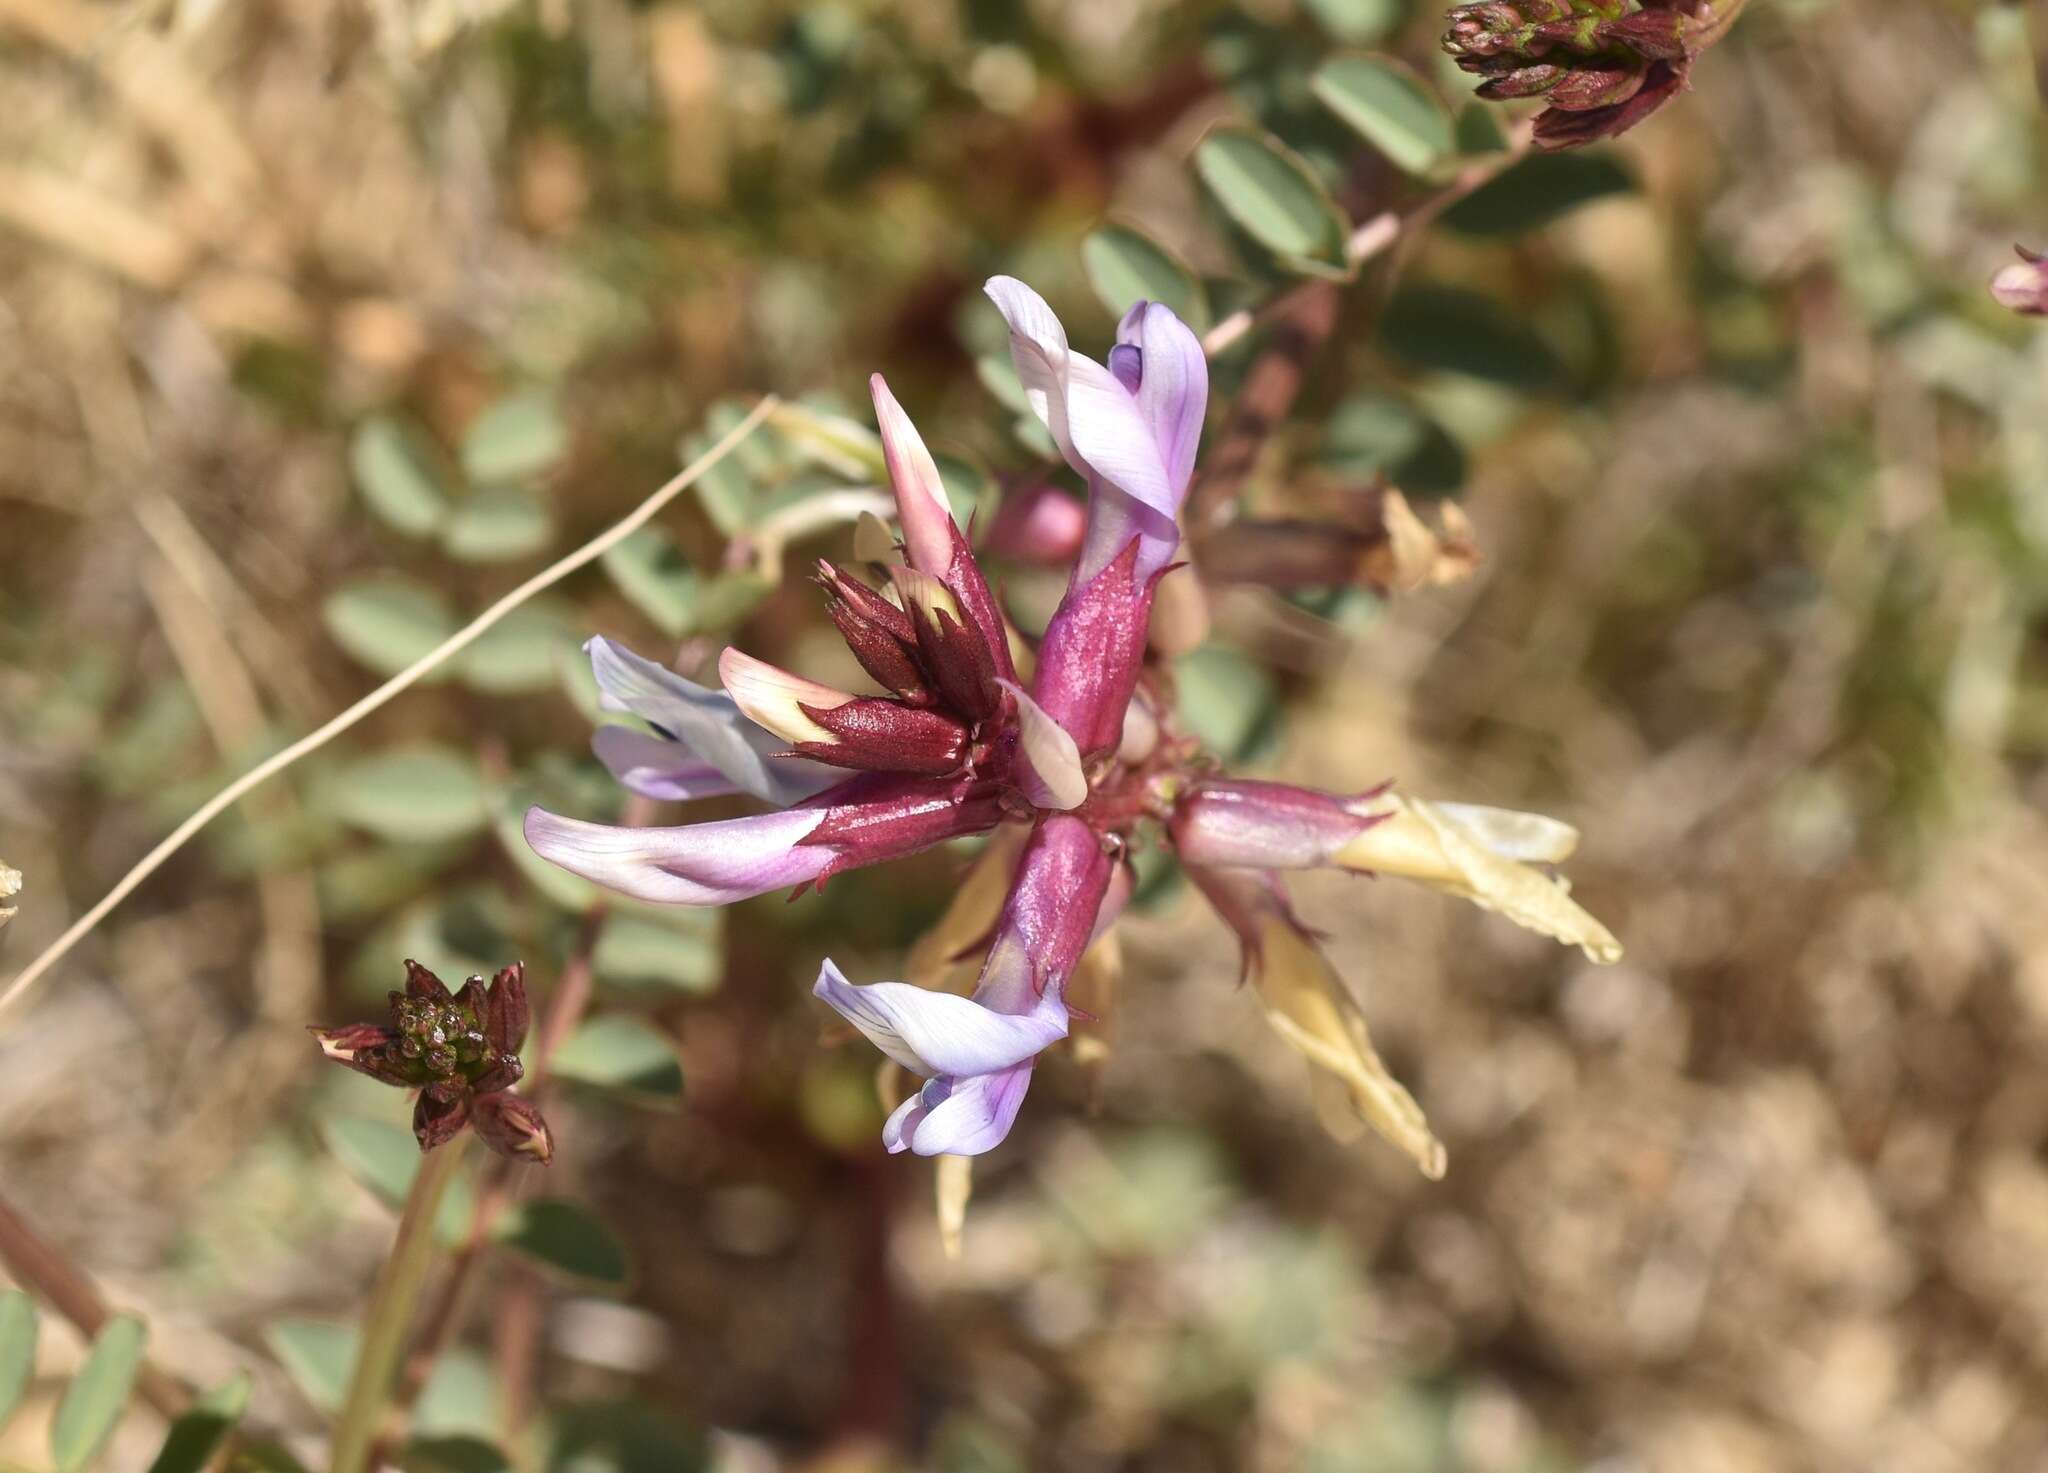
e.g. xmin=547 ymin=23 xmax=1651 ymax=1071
xmin=986 ymin=482 xmax=1088 ymax=566
xmin=1991 ymin=246 xmax=2048 ymax=316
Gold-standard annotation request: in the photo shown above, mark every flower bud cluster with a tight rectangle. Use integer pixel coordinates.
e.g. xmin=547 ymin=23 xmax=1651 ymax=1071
xmin=312 ymin=960 xmax=551 ymax=1162
xmin=1443 ymin=0 xmax=1744 ymax=149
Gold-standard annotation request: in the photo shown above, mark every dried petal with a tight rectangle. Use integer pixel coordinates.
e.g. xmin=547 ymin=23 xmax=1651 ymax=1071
xmin=1336 ymin=797 xmax=1621 ymax=962
xmin=904 ymin=823 xmax=1032 ymax=991
xmin=1189 ymin=867 xmax=1445 ymax=1178
xmin=936 ymin=1154 xmax=973 ymax=1262
xmin=852 ymin=510 xmax=899 ymax=563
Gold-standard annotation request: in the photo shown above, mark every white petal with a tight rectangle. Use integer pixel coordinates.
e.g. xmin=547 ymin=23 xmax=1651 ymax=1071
xmin=984 ymin=276 xmax=1176 ymax=521
xmin=585 ymin=638 xmax=835 ymax=806
xmin=813 ymin=960 xmax=1067 ymax=1077
xmin=524 ymin=805 xmax=830 ymax=906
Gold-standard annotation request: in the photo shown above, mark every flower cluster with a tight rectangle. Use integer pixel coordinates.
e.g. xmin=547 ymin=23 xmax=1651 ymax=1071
xmin=525 ymin=278 xmax=1619 ymax=1173
xmin=312 ymin=961 xmax=553 ymax=1162
xmin=1443 ymin=0 xmax=1747 ymax=150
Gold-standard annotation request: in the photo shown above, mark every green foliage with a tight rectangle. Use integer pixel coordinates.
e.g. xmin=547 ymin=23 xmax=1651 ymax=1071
xmin=323 ymin=579 xmax=460 ymax=679
xmin=1175 ymin=644 xmax=1281 ymax=764
xmin=544 ymin=1402 xmax=709 ymax=1473
xmin=0 ymin=1292 xmax=37 ymax=1431
xmin=592 ymin=914 xmax=720 ymax=997
xmin=1311 ymin=57 xmax=1454 ymax=177
xmin=1081 ymin=226 xmax=1209 ymax=330
xmin=442 ymin=487 xmax=554 ymax=564
xmin=401 ymin=1437 xmax=513 ymax=1473
xmin=1319 ymin=390 xmax=1467 ymax=494
xmin=264 ymin=1320 xmax=355 ymax=1414
xmin=460 ymin=391 xmax=568 ymax=486
xmin=320 ymin=1116 xmax=479 ymax=1241
xmin=1298 ymin=0 xmax=1401 ymax=43
xmin=351 ymin=418 xmax=453 ymax=539
xmin=1378 ymin=285 xmax=1563 ymax=389
xmin=1195 ymin=126 xmax=1351 ymax=275
xmin=1440 ymin=152 xmax=1636 ymax=235
xmin=324 ymin=746 xmax=491 ymax=844
xmin=454 ymin=601 xmax=579 ymax=695
xmin=549 ymin=1016 xmax=685 ymax=1105
xmin=493 ymin=1199 xmax=631 ymax=1289
xmin=51 ymin=1315 xmax=146 ymax=1473
xmin=601 ymin=530 xmax=700 ymax=638
xmin=266 ymin=1323 xmax=492 ymax=1434
xmin=146 ymin=1374 xmax=250 ymax=1473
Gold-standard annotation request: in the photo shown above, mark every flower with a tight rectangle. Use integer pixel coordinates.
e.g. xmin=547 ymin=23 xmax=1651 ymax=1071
xmin=527 ymin=278 xmax=1619 ymax=1169
xmin=312 ymin=960 xmax=553 ymax=1162
xmin=815 ymin=813 xmax=1122 ymax=1156
xmin=1991 ymin=245 xmax=2048 ymax=317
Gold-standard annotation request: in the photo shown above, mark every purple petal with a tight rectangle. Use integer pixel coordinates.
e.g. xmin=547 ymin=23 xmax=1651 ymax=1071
xmin=1107 ymin=343 xmax=1143 ymax=393
xmin=984 ymin=276 xmax=1177 ymax=522
xmin=1115 ymin=300 xmax=1208 ymax=501
xmin=901 ymin=1062 xmax=1036 ymax=1157
xmin=590 ymin=726 xmax=741 ymax=802
xmin=523 ymin=805 xmax=831 ymax=905
xmin=813 ymin=960 xmax=1067 ymax=1077
xmin=586 ymin=638 xmax=837 ymax=806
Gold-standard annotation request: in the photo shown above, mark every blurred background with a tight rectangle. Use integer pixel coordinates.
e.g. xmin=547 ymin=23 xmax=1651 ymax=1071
xmin=4 ymin=0 xmax=2048 ymax=1469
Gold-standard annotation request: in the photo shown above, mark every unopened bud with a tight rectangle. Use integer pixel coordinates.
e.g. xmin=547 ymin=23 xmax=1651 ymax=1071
xmin=413 ymin=1085 xmax=471 ymax=1152
xmin=986 ymin=482 xmax=1087 ymax=566
xmin=1445 ymin=0 xmax=1746 ymax=150
xmin=1991 ymin=246 xmax=2048 ymax=316
xmin=472 ymin=1090 xmax=555 ymax=1164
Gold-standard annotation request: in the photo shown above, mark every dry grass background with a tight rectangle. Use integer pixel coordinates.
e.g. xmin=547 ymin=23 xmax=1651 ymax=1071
xmin=4 ymin=0 xmax=2048 ymax=1469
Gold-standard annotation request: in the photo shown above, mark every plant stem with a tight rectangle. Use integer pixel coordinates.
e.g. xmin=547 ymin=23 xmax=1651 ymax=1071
xmin=329 ymin=1138 xmax=469 ymax=1473
xmin=0 ymin=1192 xmax=189 ymax=1419
xmin=389 ymin=871 xmax=625 ymax=1414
